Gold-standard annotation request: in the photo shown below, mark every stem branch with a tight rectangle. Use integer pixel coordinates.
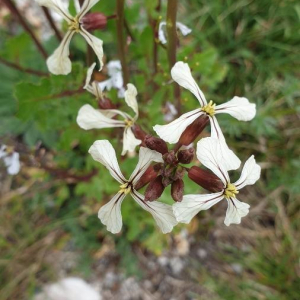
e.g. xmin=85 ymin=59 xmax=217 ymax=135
xmin=42 ymin=7 xmax=63 ymax=42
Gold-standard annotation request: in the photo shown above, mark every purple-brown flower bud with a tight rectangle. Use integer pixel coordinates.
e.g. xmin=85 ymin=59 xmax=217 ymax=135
xmin=179 ymin=114 xmax=209 ymax=146
xmin=163 ymin=150 xmax=177 ymax=165
xmin=81 ymin=13 xmax=107 ymax=31
xmin=134 ymin=166 xmax=158 ymax=190
xmin=97 ymin=97 xmax=116 ymax=109
xmin=188 ymin=166 xmax=224 ymax=193
xmin=177 ymin=148 xmax=194 ymax=164
xmin=145 ymin=175 xmax=165 ymax=201
xmin=172 ymin=166 xmax=186 ymax=181
xmin=145 ymin=135 xmax=168 ymax=155
xmin=171 ymin=179 xmax=184 ymax=202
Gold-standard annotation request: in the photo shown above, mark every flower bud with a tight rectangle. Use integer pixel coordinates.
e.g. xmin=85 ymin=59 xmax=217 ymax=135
xmin=188 ymin=166 xmax=224 ymax=193
xmin=163 ymin=150 xmax=177 ymax=165
xmin=177 ymin=148 xmax=194 ymax=164
xmin=98 ymin=97 xmax=116 ymax=109
xmin=172 ymin=165 xmax=186 ymax=181
xmin=145 ymin=175 xmax=165 ymax=201
xmin=179 ymin=114 xmax=209 ymax=145
xmin=171 ymin=179 xmax=184 ymax=202
xmin=132 ymin=125 xmax=147 ymax=144
xmin=81 ymin=13 xmax=107 ymax=31
xmin=145 ymin=135 xmax=168 ymax=155
xmin=134 ymin=166 xmax=158 ymax=190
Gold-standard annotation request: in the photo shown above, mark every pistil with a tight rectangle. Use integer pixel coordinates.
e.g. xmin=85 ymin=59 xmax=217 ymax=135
xmin=224 ymin=183 xmax=239 ymax=199
xmin=201 ymin=100 xmax=216 ymax=116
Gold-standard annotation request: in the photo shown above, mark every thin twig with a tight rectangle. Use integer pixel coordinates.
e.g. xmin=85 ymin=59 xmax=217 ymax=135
xmin=42 ymin=7 xmax=63 ymax=42
xmin=3 ymin=0 xmax=48 ymax=59
xmin=166 ymin=0 xmax=181 ymax=114
xmin=0 ymin=57 xmax=48 ymax=76
xmin=116 ymin=0 xmax=130 ymax=85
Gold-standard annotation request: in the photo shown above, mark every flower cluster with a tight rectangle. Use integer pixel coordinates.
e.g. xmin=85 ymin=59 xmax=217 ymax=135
xmin=36 ymin=0 xmax=261 ymax=234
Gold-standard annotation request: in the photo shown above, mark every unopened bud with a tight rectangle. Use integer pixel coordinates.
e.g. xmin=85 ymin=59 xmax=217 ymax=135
xmin=145 ymin=135 xmax=168 ymax=155
xmin=163 ymin=150 xmax=177 ymax=165
xmin=135 ymin=166 xmax=158 ymax=190
xmin=188 ymin=166 xmax=224 ymax=192
xmin=171 ymin=179 xmax=184 ymax=202
xmin=98 ymin=97 xmax=116 ymax=109
xmin=179 ymin=114 xmax=209 ymax=145
xmin=145 ymin=175 xmax=165 ymax=201
xmin=172 ymin=165 xmax=186 ymax=181
xmin=81 ymin=13 xmax=107 ymax=31
xmin=177 ymin=148 xmax=194 ymax=164
xmin=132 ymin=125 xmax=147 ymax=144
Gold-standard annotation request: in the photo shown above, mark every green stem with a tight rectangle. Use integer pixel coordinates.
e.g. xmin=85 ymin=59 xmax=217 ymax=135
xmin=166 ymin=0 xmax=181 ymax=114
xmin=116 ymin=0 xmax=129 ymax=85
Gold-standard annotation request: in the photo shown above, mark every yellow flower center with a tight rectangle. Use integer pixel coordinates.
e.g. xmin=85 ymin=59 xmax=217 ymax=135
xmin=119 ymin=182 xmax=131 ymax=195
xmin=69 ymin=17 xmax=80 ymax=33
xmin=201 ymin=100 xmax=216 ymax=116
xmin=124 ymin=119 xmax=134 ymax=128
xmin=224 ymin=183 xmax=239 ymax=199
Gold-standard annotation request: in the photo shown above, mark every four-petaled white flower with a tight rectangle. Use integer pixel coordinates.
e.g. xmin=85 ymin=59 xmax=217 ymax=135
xmin=77 ymin=75 xmax=141 ymax=155
xmin=158 ymin=21 xmax=192 ymax=44
xmin=173 ymin=137 xmax=261 ymax=226
xmin=89 ymin=140 xmax=178 ymax=234
xmin=36 ymin=0 xmax=104 ymax=75
xmin=154 ymin=61 xmax=256 ymax=170
xmin=98 ymin=60 xmax=125 ymax=98
xmin=0 ymin=145 xmax=20 ymax=175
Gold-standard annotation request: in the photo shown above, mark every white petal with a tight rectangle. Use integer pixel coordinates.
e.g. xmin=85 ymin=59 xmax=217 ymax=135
xmin=107 ymin=60 xmax=122 ymax=77
xmin=98 ymin=79 xmax=113 ymax=91
xmin=98 ymin=192 xmax=126 ymax=234
xmin=224 ymin=198 xmax=250 ymax=226
xmin=84 ymin=62 xmax=96 ymax=89
xmin=4 ymin=152 xmax=20 ymax=175
xmin=215 ymin=96 xmax=256 ymax=121
xmin=153 ymin=109 xmax=202 ymax=144
xmin=130 ymin=147 xmax=163 ymax=186
xmin=210 ymin=116 xmax=241 ymax=170
xmin=88 ymin=140 xmax=126 ymax=183
xmin=35 ymin=0 xmax=72 ymax=21
xmin=131 ymin=190 xmax=178 ymax=234
xmin=111 ymin=72 xmax=124 ymax=90
xmin=46 ymin=30 xmax=75 ymax=75
xmin=117 ymin=87 xmax=125 ymax=98
xmin=121 ymin=127 xmax=141 ymax=156
xmin=196 ymin=137 xmax=229 ymax=185
xmin=176 ymin=22 xmax=192 ymax=36
xmin=234 ymin=155 xmax=261 ymax=190
xmin=80 ymin=28 xmax=104 ymax=70
xmin=124 ymin=84 xmax=138 ymax=118
xmin=77 ymin=0 xmax=100 ymax=19
xmin=77 ymin=104 xmax=125 ymax=130
xmin=173 ymin=192 xmax=224 ymax=224
xmin=171 ymin=62 xmax=207 ymax=106
xmin=158 ymin=21 xmax=167 ymax=44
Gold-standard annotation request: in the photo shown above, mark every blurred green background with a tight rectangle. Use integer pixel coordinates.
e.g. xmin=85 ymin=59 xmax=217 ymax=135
xmin=0 ymin=0 xmax=299 ymax=299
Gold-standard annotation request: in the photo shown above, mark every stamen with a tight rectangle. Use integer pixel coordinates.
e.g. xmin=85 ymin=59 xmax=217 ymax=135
xmin=119 ymin=182 xmax=131 ymax=195
xmin=224 ymin=183 xmax=239 ymax=199
xmin=124 ymin=119 xmax=134 ymax=127
xmin=69 ymin=17 xmax=81 ymax=33
xmin=201 ymin=100 xmax=216 ymax=116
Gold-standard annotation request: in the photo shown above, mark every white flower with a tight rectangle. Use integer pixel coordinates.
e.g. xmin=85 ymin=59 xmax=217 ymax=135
xmin=173 ymin=137 xmax=261 ymax=226
xmin=36 ymin=0 xmax=104 ymax=75
xmin=88 ymin=140 xmax=178 ymax=234
xmin=0 ymin=145 xmax=20 ymax=175
xmin=153 ymin=61 xmax=256 ymax=170
xmin=77 ymin=79 xmax=141 ymax=155
xmin=98 ymin=60 xmax=125 ymax=98
xmin=158 ymin=21 xmax=192 ymax=44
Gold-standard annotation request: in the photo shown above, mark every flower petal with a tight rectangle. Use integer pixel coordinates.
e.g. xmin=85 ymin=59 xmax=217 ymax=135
xmin=88 ymin=140 xmax=126 ymax=183
xmin=215 ymin=96 xmax=256 ymax=121
xmin=98 ymin=192 xmax=126 ymax=234
xmin=80 ymin=28 xmax=104 ymax=70
xmin=173 ymin=192 xmax=224 ymax=224
xmin=196 ymin=137 xmax=229 ymax=185
xmin=46 ymin=30 xmax=75 ymax=75
xmin=153 ymin=109 xmax=202 ymax=144
xmin=234 ymin=155 xmax=261 ymax=190
xmin=121 ymin=127 xmax=142 ymax=156
xmin=210 ymin=116 xmax=241 ymax=170
xmin=224 ymin=198 xmax=250 ymax=226
xmin=176 ymin=22 xmax=192 ymax=36
xmin=77 ymin=104 xmax=125 ymax=130
xmin=158 ymin=21 xmax=167 ymax=44
xmin=124 ymin=84 xmax=138 ymax=119
xmin=4 ymin=152 xmax=20 ymax=175
xmin=35 ymin=0 xmax=72 ymax=22
xmin=84 ymin=62 xmax=96 ymax=89
xmin=131 ymin=190 xmax=178 ymax=234
xmin=130 ymin=147 xmax=163 ymax=186
xmin=77 ymin=0 xmax=100 ymax=19
xmin=171 ymin=62 xmax=207 ymax=106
